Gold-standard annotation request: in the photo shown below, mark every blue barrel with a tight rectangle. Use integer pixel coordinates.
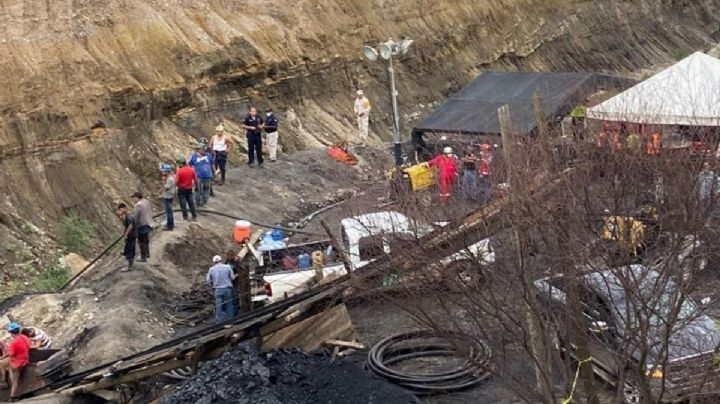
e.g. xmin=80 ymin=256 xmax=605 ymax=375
xmin=298 ymin=253 xmax=311 ymax=269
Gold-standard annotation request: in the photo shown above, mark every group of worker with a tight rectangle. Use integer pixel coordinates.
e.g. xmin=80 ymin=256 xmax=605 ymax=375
xmin=0 ymin=323 xmax=52 ymax=399
xmin=425 ymin=144 xmax=494 ymax=204
xmin=596 ymin=123 xmax=662 ymax=155
xmin=206 ymin=245 xmax=256 ymax=324
xmin=115 ymin=107 xmax=281 ymax=272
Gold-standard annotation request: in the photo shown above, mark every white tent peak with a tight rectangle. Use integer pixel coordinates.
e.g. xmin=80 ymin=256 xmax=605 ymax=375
xmin=587 ymin=52 xmax=720 ymax=126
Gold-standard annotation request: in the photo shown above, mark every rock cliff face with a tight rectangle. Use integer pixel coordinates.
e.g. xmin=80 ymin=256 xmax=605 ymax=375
xmin=1 ymin=0 xmax=719 ymax=278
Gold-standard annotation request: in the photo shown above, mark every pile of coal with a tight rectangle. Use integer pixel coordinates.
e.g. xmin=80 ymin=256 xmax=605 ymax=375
xmin=161 ymin=343 xmax=418 ymax=404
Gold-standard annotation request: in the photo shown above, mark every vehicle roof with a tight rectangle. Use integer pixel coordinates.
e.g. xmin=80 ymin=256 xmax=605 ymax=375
xmin=581 ymin=265 xmax=720 ymax=362
xmin=341 ymin=211 xmax=435 ymax=241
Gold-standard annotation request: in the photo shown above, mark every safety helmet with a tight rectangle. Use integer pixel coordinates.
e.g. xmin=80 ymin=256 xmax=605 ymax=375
xmin=176 ymin=156 xmax=186 ymax=165
xmin=481 ymin=143 xmax=491 ymax=151
xmin=443 ymin=146 xmax=453 ymax=155
xmin=160 ymin=163 xmax=173 ymax=173
xmin=197 ymin=142 xmax=207 ymax=149
xmin=356 ymin=89 xmax=364 ymax=96
xmin=215 ymin=124 xmax=224 ymax=132
xmin=7 ymin=322 xmax=20 ymax=333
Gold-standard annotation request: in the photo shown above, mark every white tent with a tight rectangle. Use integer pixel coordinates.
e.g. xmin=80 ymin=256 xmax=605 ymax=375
xmin=587 ymin=52 xmax=720 ymax=126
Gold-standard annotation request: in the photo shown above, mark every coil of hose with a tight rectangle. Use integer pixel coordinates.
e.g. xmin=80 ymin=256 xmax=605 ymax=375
xmin=366 ymin=330 xmax=492 ymax=395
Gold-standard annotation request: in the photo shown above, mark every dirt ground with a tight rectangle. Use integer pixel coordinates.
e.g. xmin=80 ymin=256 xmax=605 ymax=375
xmin=0 ymin=146 xmax=394 ymax=371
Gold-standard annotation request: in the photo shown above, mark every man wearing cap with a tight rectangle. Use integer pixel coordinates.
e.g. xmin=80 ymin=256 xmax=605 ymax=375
xmin=207 ymin=255 xmax=236 ymax=323
xmin=210 ymin=125 xmax=233 ymax=185
xmin=0 ymin=322 xmax=31 ymax=398
xmin=116 ymin=202 xmax=137 ymax=271
xmin=242 ymin=107 xmax=264 ymax=167
xmin=175 ymin=156 xmax=198 ymax=221
xmin=264 ymin=110 xmax=280 ymax=162
xmin=354 ymin=90 xmax=371 ymax=146
xmin=131 ymin=191 xmax=154 ymax=262
xmin=189 ymin=145 xmax=214 ymax=207
xmin=160 ymin=164 xmax=175 ymax=231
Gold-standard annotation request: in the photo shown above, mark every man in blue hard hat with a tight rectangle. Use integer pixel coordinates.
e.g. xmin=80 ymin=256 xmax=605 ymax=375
xmin=0 ymin=322 xmax=31 ymax=399
xmin=160 ymin=163 xmax=176 ymax=231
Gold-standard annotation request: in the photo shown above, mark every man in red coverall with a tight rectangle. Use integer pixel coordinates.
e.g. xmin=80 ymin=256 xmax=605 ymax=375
xmin=425 ymin=146 xmax=459 ymax=204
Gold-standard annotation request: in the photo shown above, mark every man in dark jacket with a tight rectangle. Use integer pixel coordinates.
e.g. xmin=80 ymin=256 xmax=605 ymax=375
xmin=242 ymin=107 xmax=264 ymax=167
xmin=116 ymin=203 xmax=137 ymax=272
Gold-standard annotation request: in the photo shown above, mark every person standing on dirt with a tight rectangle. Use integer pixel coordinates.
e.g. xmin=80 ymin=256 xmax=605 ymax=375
xmin=189 ymin=144 xmax=214 ymax=207
xmin=131 ymin=191 xmax=153 ymax=262
xmin=0 ymin=322 xmax=31 ymax=399
xmin=116 ymin=202 xmax=137 ymax=271
xmin=425 ymin=147 xmax=459 ymax=204
xmin=160 ymin=163 xmax=175 ymax=231
xmin=478 ymin=155 xmax=492 ymax=205
xmin=264 ymin=110 xmax=280 ymax=162
xmin=460 ymin=148 xmax=479 ymax=201
xmin=175 ymin=156 xmax=198 ymax=222
xmin=210 ymin=125 xmax=233 ymax=185
xmin=207 ymin=255 xmax=236 ymax=323
xmin=242 ymin=107 xmax=264 ymax=168
xmin=354 ymin=90 xmax=371 ymax=147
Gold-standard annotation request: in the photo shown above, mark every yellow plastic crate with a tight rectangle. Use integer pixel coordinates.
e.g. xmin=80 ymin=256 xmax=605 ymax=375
xmin=403 ymin=163 xmax=436 ymax=192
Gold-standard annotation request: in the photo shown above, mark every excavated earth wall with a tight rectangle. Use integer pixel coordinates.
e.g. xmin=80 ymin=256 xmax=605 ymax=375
xmin=0 ymin=0 xmax=719 ymax=278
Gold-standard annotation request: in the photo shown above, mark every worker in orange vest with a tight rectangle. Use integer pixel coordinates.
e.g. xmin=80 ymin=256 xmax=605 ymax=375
xmin=425 ymin=147 xmax=459 ymax=204
xmin=646 ymin=132 xmax=661 ymax=155
xmin=596 ymin=124 xmax=610 ymax=149
xmin=610 ymin=131 xmax=622 ymax=152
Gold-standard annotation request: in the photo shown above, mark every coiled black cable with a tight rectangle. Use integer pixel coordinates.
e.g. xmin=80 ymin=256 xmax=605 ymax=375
xmin=366 ymin=330 xmax=492 ymax=395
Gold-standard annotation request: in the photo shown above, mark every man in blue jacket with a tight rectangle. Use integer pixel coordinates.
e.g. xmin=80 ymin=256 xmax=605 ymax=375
xmin=189 ymin=143 xmax=214 ymax=207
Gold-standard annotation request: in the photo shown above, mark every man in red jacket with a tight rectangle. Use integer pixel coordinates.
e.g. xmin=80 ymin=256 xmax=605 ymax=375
xmin=0 ymin=322 xmax=31 ymax=398
xmin=426 ymin=147 xmax=459 ymax=204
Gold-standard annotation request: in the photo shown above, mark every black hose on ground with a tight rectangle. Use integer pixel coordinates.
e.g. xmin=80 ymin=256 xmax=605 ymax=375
xmin=56 ymin=208 xmax=328 ymax=292
xmin=366 ymin=330 xmax=492 ymax=395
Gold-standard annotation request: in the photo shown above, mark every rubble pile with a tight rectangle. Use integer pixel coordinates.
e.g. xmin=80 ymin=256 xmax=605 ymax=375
xmin=161 ymin=343 xmax=419 ymax=404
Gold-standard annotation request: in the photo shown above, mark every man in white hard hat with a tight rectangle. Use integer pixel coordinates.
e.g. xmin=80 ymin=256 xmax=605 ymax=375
xmin=354 ymin=90 xmax=371 ymax=146
xmin=207 ymin=255 xmax=236 ymax=323
xmin=425 ymin=146 xmax=459 ymax=204
xmin=210 ymin=124 xmax=233 ymax=185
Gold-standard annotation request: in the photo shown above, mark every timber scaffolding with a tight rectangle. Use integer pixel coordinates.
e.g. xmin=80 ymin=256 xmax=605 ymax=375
xmin=26 ymin=166 xmax=578 ymax=401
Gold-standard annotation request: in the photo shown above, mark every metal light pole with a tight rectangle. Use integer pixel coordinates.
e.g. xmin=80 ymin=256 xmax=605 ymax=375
xmin=363 ymin=38 xmax=413 ymax=166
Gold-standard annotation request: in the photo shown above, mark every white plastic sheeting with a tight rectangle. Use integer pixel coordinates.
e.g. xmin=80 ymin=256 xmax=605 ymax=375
xmin=587 ymin=52 xmax=720 ymax=126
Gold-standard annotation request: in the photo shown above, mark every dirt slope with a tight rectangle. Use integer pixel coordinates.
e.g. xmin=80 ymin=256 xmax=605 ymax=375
xmin=2 ymin=148 xmax=390 ymax=370
xmin=1 ymin=0 xmax=719 ymax=279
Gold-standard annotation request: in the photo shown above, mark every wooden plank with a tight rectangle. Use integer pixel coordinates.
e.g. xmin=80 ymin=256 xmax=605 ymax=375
xmin=321 ymin=219 xmax=353 ymax=278
xmin=260 ymin=304 xmax=356 ymax=352
xmin=324 ymin=339 xmax=365 ymax=350
xmin=237 ymin=230 xmax=263 ymax=260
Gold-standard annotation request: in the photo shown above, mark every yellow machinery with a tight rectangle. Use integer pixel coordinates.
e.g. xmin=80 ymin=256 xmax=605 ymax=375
xmin=388 ymin=163 xmax=436 ymax=192
xmin=599 ymin=206 xmax=658 ymax=256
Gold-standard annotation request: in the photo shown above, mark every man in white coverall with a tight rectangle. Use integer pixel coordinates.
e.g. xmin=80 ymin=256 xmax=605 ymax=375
xmin=354 ymin=89 xmax=371 ymax=146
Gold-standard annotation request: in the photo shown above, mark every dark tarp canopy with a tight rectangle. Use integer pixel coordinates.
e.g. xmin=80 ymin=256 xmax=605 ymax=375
xmin=414 ymin=71 xmax=634 ymax=136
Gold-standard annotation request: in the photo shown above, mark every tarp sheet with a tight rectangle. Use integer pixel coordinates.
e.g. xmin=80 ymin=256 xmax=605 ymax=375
xmin=414 ymin=71 xmax=611 ymax=135
xmin=587 ymin=52 xmax=720 ymax=126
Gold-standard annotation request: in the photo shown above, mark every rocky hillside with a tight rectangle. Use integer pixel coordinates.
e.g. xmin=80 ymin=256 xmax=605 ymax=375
xmin=1 ymin=0 xmax=719 ymax=280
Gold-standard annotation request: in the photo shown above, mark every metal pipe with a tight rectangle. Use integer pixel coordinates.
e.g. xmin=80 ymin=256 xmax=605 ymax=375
xmin=388 ymin=55 xmax=403 ymax=166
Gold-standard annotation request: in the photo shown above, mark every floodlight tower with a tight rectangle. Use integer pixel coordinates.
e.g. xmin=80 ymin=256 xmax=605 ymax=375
xmin=362 ymin=38 xmax=413 ymax=166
